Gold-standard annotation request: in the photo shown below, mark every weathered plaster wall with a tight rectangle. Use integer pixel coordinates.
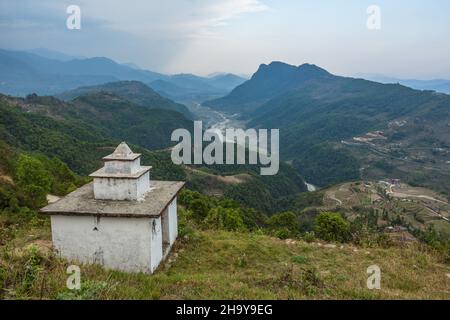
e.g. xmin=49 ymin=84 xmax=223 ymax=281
xmin=137 ymin=171 xmax=151 ymax=199
xmin=51 ymin=215 xmax=163 ymax=273
xmin=93 ymin=171 xmax=150 ymax=201
xmin=149 ymin=216 xmax=163 ymax=272
xmin=104 ymin=158 xmax=140 ymax=174
xmin=168 ymin=197 xmax=178 ymax=245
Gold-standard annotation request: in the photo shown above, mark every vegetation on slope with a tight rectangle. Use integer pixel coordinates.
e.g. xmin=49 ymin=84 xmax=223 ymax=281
xmin=204 ymin=62 xmax=450 ymax=191
xmin=0 ymin=93 xmax=191 ymax=177
xmin=188 ymin=162 xmax=308 ymax=214
xmin=57 ymin=81 xmax=192 ymax=118
xmin=1 ymin=139 xmax=449 ymax=300
xmin=1 ymin=202 xmax=450 ymax=300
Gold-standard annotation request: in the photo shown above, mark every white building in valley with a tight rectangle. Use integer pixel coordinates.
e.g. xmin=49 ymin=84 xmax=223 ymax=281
xmin=40 ymin=142 xmax=184 ymax=273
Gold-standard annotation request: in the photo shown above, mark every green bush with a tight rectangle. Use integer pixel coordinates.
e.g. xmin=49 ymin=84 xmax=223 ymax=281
xmin=204 ymin=207 xmax=246 ymax=232
xmin=15 ymin=155 xmax=51 ymax=192
xmin=266 ymin=211 xmax=299 ymax=238
xmin=189 ymin=199 xmax=210 ymax=222
xmin=302 ymin=231 xmax=316 ymax=243
xmin=21 ymin=185 xmax=48 ymax=209
xmin=274 ymin=229 xmax=290 ymax=239
xmin=177 ymin=207 xmax=195 ymax=238
xmin=314 ymin=211 xmax=351 ymax=243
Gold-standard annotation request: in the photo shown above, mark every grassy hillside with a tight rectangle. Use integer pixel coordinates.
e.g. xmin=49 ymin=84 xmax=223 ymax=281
xmin=1 ymin=215 xmax=449 ymax=299
xmin=1 ymin=142 xmax=449 ymax=300
xmin=286 ymin=181 xmax=450 ymax=241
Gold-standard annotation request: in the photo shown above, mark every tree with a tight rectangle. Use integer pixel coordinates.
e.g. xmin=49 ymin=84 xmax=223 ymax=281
xmin=16 ymin=155 xmax=51 ymax=191
xmin=15 ymin=154 xmax=51 ymax=208
xmin=189 ymin=198 xmax=210 ymax=222
xmin=266 ymin=211 xmax=299 ymax=238
xmin=204 ymin=206 xmax=246 ymax=232
xmin=314 ymin=211 xmax=351 ymax=243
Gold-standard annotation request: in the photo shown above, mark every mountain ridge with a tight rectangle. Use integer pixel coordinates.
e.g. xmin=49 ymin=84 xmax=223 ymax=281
xmin=203 ymin=62 xmax=333 ymax=114
xmin=204 ymin=61 xmax=450 ymax=192
xmin=0 ymin=48 xmax=246 ymax=101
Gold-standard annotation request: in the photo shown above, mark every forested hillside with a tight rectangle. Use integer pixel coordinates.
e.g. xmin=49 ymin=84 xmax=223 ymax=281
xmin=1 ymin=78 xmax=449 ymax=301
xmin=204 ymin=62 xmax=450 ymax=191
xmin=0 ymin=93 xmax=188 ymax=178
xmin=1 ymin=92 xmax=193 ymax=162
xmin=56 ymin=81 xmax=192 ymax=118
xmin=0 ymin=92 xmax=307 ymax=214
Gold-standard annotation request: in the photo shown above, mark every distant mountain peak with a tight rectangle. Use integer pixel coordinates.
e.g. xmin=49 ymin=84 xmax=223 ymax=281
xmin=252 ymin=61 xmax=329 ymax=81
xmin=204 ymin=61 xmax=334 ymax=114
xmin=82 ymin=56 xmax=116 ymax=64
xmin=298 ymin=63 xmax=327 ymax=72
xmin=256 ymin=61 xmax=292 ymax=70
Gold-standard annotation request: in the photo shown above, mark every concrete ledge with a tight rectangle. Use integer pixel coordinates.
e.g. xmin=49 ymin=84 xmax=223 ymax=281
xmin=40 ymin=180 xmax=185 ymax=218
xmin=89 ymin=166 xmax=152 ymax=179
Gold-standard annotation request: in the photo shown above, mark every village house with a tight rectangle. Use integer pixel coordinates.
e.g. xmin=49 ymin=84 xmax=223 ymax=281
xmin=40 ymin=142 xmax=185 ymax=273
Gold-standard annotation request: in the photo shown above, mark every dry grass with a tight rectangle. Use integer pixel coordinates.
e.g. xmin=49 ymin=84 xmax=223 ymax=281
xmin=1 ymin=222 xmax=449 ymax=300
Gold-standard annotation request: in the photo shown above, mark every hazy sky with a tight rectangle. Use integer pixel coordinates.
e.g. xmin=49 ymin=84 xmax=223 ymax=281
xmin=1 ymin=0 xmax=450 ymax=78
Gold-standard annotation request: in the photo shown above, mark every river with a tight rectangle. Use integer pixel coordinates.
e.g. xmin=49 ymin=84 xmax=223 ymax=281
xmin=188 ymin=103 xmax=246 ymax=130
xmin=186 ymin=102 xmax=318 ymax=191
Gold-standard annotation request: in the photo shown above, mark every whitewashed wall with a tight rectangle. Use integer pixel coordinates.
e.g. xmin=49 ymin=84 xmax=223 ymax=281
xmin=149 ymin=216 xmax=163 ymax=272
xmin=51 ymin=215 xmax=163 ymax=273
xmin=137 ymin=171 xmax=151 ymax=199
xmin=104 ymin=158 xmax=140 ymax=174
xmin=93 ymin=171 xmax=150 ymax=201
xmin=168 ymin=198 xmax=178 ymax=245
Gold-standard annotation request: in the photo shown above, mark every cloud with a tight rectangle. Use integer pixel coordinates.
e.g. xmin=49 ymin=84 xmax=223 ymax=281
xmin=0 ymin=0 xmax=269 ymax=72
xmin=188 ymin=0 xmax=269 ymax=29
xmin=2 ymin=1 xmax=448 ymax=78
xmin=77 ymin=0 xmax=269 ymax=38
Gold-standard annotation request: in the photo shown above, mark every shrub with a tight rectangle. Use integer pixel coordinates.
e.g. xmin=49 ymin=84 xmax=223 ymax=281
xmin=204 ymin=207 xmax=246 ymax=232
xmin=15 ymin=154 xmax=52 ymax=208
xmin=189 ymin=199 xmax=210 ymax=222
xmin=274 ymin=229 xmax=290 ymax=239
xmin=178 ymin=189 xmax=197 ymax=206
xmin=266 ymin=211 xmax=299 ymax=238
xmin=314 ymin=211 xmax=351 ymax=243
xmin=177 ymin=207 xmax=195 ymax=238
xmin=15 ymin=155 xmax=51 ymax=192
xmin=302 ymin=231 xmax=316 ymax=243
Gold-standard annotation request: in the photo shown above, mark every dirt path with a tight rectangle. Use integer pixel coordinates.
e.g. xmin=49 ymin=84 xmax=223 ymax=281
xmin=327 ymin=191 xmax=342 ymax=206
xmin=185 ymin=166 xmax=249 ymax=185
xmin=391 ymin=191 xmax=448 ymax=205
xmin=424 ymin=206 xmax=450 ymax=223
